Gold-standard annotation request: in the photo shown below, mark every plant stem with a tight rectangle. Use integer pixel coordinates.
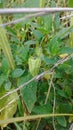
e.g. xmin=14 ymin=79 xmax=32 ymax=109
xmin=36 ymin=73 xmax=54 ymax=130
xmin=69 ymin=11 xmax=73 ymax=47
xmin=0 ymin=16 xmax=15 ymax=70
xmin=40 ymin=0 xmax=45 ymax=7
xmin=0 ymin=114 xmax=73 ymax=125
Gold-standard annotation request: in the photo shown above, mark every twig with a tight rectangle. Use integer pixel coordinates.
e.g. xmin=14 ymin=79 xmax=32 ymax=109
xmin=0 ymin=53 xmax=73 ymax=100
xmin=0 ymin=113 xmax=73 ymax=125
xmin=52 ymin=82 xmax=56 ymax=130
xmin=0 ymin=12 xmax=47 ymax=27
xmin=0 ymin=8 xmax=73 ymax=27
xmin=60 ymin=13 xmax=73 ymax=20
xmin=36 ymin=72 xmax=54 ymax=130
xmin=0 ymin=7 xmax=73 ymax=14
xmin=45 ymin=73 xmax=54 ymax=104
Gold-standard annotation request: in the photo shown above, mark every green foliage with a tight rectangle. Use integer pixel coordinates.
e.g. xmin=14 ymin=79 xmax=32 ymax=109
xmin=12 ymin=68 xmax=25 ymax=78
xmin=54 ymin=13 xmax=60 ymax=30
xmin=21 ymin=80 xmax=37 ymax=113
xmin=18 ymin=74 xmax=37 ymax=113
xmin=0 ymin=16 xmax=15 ymax=70
xmin=0 ymin=90 xmax=18 ymax=129
xmin=23 ymin=0 xmax=40 ymax=7
xmin=32 ymin=104 xmax=52 ymax=114
xmin=68 ymin=0 xmax=73 ymax=7
xmin=0 ymin=0 xmax=73 ymax=130
xmin=4 ymin=80 xmax=11 ymax=91
xmin=1 ymin=57 xmax=9 ymax=74
xmin=28 ymin=56 xmax=41 ymax=76
xmin=56 ymin=116 xmax=67 ymax=127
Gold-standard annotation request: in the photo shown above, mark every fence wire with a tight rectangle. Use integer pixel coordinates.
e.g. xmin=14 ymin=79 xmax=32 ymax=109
xmin=0 ymin=7 xmax=73 ymax=27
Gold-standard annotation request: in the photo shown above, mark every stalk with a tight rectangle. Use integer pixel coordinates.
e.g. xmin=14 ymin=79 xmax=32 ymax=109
xmin=0 ymin=16 xmax=15 ymax=70
xmin=40 ymin=0 xmax=45 ymax=7
xmin=69 ymin=11 xmax=73 ymax=48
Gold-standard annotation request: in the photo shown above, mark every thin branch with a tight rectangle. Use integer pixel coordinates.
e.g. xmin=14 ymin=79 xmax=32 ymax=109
xmin=52 ymin=82 xmax=56 ymax=130
xmin=0 ymin=7 xmax=73 ymax=14
xmin=0 ymin=113 xmax=73 ymax=125
xmin=0 ymin=12 xmax=47 ymax=27
xmin=60 ymin=13 xmax=73 ymax=20
xmin=0 ymin=12 xmax=73 ymax=27
xmin=36 ymin=72 xmax=54 ymax=130
xmin=45 ymin=73 xmax=54 ymax=104
xmin=0 ymin=53 xmax=73 ymax=100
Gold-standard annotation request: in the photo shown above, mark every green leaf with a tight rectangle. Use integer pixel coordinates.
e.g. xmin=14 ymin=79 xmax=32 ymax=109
xmin=4 ymin=81 xmax=11 ymax=91
xmin=43 ymin=14 xmax=52 ymax=32
xmin=56 ymin=125 xmax=68 ymax=130
xmin=69 ymin=116 xmax=73 ymax=123
xmin=28 ymin=57 xmax=41 ymax=76
xmin=2 ymin=57 xmax=9 ymax=74
xmin=54 ymin=13 xmax=60 ymax=30
xmin=51 ymin=1 xmax=56 ymax=7
xmin=56 ymin=116 xmax=67 ymax=127
xmin=35 ymin=47 xmax=43 ymax=57
xmin=32 ymin=104 xmax=52 ymax=114
xmin=30 ymin=22 xmax=41 ymax=29
xmin=17 ymin=74 xmax=31 ymax=86
xmin=21 ymin=80 xmax=37 ymax=113
xmin=57 ymin=89 xmax=67 ymax=98
xmin=17 ymin=45 xmax=29 ymax=62
xmin=25 ymin=40 xmax=38 ymax=46
xmin=12 ymin=68 xmax=25 ymax=78
xmin=48 ymin=37 xmax=60 ymax=56
xmin=58 ymin=63 xmax=72 ymax=75
xmin=15 ymin=55 xmax=23 ymax=65
xmin=43 ymin=56 xmax=57 ymax=65
xmin=0 ymin=75 xmax=8 ymax=87
xmin=59 ymin=103 xmax=72 ymax=113
xmin=64 ymin=86 xmax=72 ymax=97
xmin=24 ymin=0 xmax=40 ymax=7
xmin=68 ymin=0 xmax=73 ymax=7
xmin=0 ymin=90 xmax=18 ymax=128
xmin=57 ymin=27 xmax=73 ymax=39
xmin=60 ymin=47 xmax=73 ymax=54
xmin=32 ymin=30 xmax=43 ymax=41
